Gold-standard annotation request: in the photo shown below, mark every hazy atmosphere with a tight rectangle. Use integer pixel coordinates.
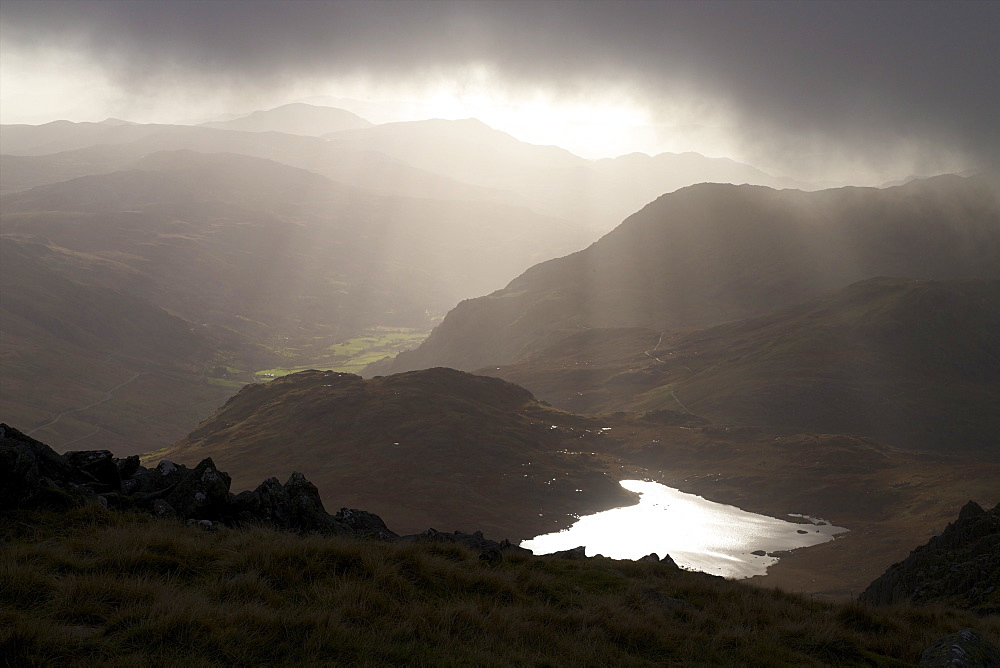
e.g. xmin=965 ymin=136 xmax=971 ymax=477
xmin=2 ymin=0 xmax=997 ymax=182
xmin=3 ymin=2 xmax=999 ymax=664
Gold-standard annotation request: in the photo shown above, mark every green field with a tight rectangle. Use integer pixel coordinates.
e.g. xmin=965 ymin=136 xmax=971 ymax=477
xmin=254 ymin=328 xmax=431 ymax=379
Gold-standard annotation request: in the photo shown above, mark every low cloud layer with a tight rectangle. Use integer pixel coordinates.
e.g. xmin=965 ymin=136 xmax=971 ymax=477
xmin=2 ymin=0 xmax=997 ymax=181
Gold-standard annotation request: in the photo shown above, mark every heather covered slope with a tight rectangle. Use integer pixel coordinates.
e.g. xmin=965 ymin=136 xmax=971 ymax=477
xmin=374 ymin=173 xmax=1000 ymax=374
xmin=480 ymin=278 xmax=1000 ymax=455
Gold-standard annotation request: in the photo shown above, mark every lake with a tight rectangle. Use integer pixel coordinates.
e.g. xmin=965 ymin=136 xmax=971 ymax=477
xmin=520 ymin=480 xmax=848 ymax=578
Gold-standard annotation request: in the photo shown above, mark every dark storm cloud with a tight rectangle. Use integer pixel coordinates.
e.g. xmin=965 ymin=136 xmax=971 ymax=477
xmin=3 ymin=0 xmax=998 ymax=174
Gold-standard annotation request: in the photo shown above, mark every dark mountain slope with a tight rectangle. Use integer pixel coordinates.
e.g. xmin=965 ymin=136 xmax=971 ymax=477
xmin=482 ymin=278 xmax=1000 ymax=454
xmin=150 ymin=368 xmax=634 ymax=538
xmin=0 ymin=240 xmax=236 ymax=455
xmin=376 ymin=173 xmax=1000 ymax=374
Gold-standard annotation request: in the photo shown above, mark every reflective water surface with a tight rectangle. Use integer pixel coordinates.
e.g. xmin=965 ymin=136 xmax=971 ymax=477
xmin=520 ymin=480 xmax=848 ymax=578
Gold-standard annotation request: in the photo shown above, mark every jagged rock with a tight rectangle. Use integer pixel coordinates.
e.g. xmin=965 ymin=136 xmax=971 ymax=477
xmin=64 ymin=450 xmax=120 ymax=492
xmin=115 ymin=455 xmax=141 ymax=480
xmin=164 ymin=458 xmax=232 ymax=520
xmin=548 ymin=545 xmax=588 ymax=559
xmin=283 ymin=472 xmax=349 ymax=534
xmin=335 ymin=508 xmax=399 ymax=540
xmin=639 ymin=553 xmax=661 ymax=562
xmin=151 ymin=499 xmax=176 ymax=518
xmin=231 ymin=474 xmax=349 ymax=534
xmin=130 ymin=460 xmax=192 ymax=505
xmin=1 ymin=424 xmax=102 ymax=509
xmin=660 ymin=554 xmax=679 ymax=568
xmin=399 ymin=528 xmax=531 ymax=555
xmin=919 ymin=628 xmax=1000 ymax=667
xmin=1 ymin=424 xmax=527 ymax=558
xmin=860 ymin=500 xmax=1000 ymax=613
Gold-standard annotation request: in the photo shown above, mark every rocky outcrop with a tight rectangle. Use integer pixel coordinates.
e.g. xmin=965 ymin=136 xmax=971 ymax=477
xmin=859 ymin=501 xmax=999 ymax=614
xmin=919 ymin=628 xmax=1000 ymax=667
xmin=0 ymin=423 xmax=526 ymax=554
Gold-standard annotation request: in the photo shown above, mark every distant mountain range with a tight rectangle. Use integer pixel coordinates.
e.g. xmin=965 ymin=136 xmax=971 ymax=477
xmin=374 ymin=173 xmax=1000 ymax=376
xmin=200 ymin=102 xmax=373 ymax=135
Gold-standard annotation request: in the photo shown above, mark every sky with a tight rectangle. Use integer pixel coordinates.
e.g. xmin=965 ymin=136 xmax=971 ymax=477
xmin=1 ymin=0 xmax=998 ymax=183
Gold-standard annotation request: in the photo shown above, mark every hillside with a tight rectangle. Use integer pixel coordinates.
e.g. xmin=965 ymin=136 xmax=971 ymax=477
xmin=0 ymin=240 xmax=238 ymax=455
xmin=0 ymin=150 xmax=587 ymax=452
xmin=481 ymin=278 xmax=1000 ymax=455
xmin=374 ymin=173 xmax=1000 ymax=374
xmin=200 ymin=103 xmax=373 ymax=135
xmin=145 ymin=365 xmax=1000 ymax=597
xmin=148 ymin=368 xmax=634 ymax=539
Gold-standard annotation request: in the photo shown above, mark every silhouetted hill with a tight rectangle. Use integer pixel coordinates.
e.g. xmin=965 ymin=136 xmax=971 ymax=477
xmin=150 ymin=368 xmax=634 ymax=538
xmin=480 ymin=278 xmax=1000 ymax=454
xmin=375 ymin=174 xmax=1000 ymax=375
xmin=201 ymin=103 xmax=372 ymax=135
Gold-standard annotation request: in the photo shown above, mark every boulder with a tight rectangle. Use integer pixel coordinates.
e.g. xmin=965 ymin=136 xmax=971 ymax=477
xmin=919 ymin=628 xmax=1000 ymax=667
xmin=164 ymin=458 xmax=232 ymax=520
xmin=548 ymin=545 xmax=588 ymax=559
xmin=64 ymin=450 xmax=121 ymax=492
xmin=335 ymin=508 xmax=399 ymax=540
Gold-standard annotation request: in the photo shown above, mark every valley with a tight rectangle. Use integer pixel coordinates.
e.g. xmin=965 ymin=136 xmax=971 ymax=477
xmin=2 ymin=103 xmax=998 ymax=604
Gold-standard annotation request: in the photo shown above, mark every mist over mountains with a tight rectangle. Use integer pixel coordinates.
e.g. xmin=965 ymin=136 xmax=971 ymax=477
xmin=375 ymin=173 xmax=1000 ymax=375
xmin=2 ymin=102 xmax=999 ymax=609
xmin=1 ymin=103 xmax=821 ymax=452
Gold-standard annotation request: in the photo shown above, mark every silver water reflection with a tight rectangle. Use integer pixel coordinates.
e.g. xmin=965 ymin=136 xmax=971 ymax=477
xmin=521 ymin=480 xmax=847 ymax=578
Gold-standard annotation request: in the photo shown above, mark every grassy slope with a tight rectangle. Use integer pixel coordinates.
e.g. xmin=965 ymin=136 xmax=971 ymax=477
xmin=3 ymin=506 xmax=997 ymax=666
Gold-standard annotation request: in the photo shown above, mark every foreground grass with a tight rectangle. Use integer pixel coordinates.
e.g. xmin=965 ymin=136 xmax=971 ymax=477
xmin=2 ymin=507 xmax=997 ymax=666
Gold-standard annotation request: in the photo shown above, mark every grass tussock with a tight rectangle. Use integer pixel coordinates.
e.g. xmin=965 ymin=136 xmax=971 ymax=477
xmin=2 ymin=507 xmax=998 ymax=666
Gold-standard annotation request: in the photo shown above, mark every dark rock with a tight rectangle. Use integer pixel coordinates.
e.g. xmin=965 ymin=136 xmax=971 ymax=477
xmin=797 ymin=529 xmax=809 ymax=534
xmin=548 ymin=545 xmax=588 ymax=559
xmin=115 ymin=455 xmax=141 ymax=480
xmin=751 ymin=550 xmax=767 ymax=556
xmin=232 ymin=473 xmax=350 ymax=534
xmin=283 ymin=472 xmax=349 ymax=534
xmin=919 ymin=628 xmax=1000 ymax=667
xmin=398 ymin=528 xmax=531 ymax=555
xmin=164 ymin=458 xmax=232 ymax=520
xmin=639 ymin=553 xmax=661 ymax=562
xmin=130 ymin=460 xmax=191 ymax=505
xmin=1 ymin=424 xmax=90 ymax=509
xmin=64 ymin=450 xmax=121 ymax=491
xmin=151 ymin=498 xmax=176 ymax=518
xmin=335 ymin=508 xmax=399 ymax=540
xmin=860 ymin=500 xmax=1000 ymax=612
xmin=660 ymin=554 xmax=679 ymax=568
